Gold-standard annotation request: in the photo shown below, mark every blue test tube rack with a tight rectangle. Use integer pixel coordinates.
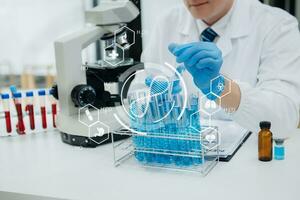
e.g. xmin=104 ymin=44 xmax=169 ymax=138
xmin=130 ymin=92 xmax=202 ymax=167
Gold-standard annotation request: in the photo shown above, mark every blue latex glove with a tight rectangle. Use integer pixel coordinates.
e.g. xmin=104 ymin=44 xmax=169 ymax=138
xmin=169 ymin=42 xmax=224 ymax=100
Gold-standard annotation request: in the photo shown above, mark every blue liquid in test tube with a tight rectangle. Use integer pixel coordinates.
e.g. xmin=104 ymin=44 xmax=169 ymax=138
xmin=129 ymin=95 xmax=146 ymax=163
xmin=139 ymin=100 xmax=155 ymax=163
xmin=173 ymin=94 xmax=193 ymax=166
xmin=155 ymin=97 xmax=171 ymax=164
xmin=164 ymin=100 xmax=184 ymax=166
xmin=189 ymin=95 xmax=202 ymax=165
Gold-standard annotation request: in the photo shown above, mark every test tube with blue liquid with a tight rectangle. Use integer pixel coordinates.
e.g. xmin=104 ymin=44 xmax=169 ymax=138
xmin=189 ymin=94 xmax=202 ymax=164
xmin=156 ymin=95 xmax=172 ymax=164
xmin=165 ymin=96 xmax=189 ymax=165
xmin=152 ymin=95 xmax=165 ymax=163
xmin=129 ymin=93 xmax=146 ymax=163
xmin=173 ymin=94 xmax=193 ymax=166
xmin=141 ymin=100 xmax=155 ymax=163
xmin=148 ymin=98 xmax=164 ymax=163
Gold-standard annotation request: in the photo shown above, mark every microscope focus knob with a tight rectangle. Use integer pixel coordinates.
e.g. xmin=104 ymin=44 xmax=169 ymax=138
xmin=71 ymin=85 xmax=97 ymax=107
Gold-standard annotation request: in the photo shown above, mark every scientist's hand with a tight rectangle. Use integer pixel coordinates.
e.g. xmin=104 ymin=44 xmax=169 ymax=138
xmin=168 ymin=42 xmax=224 ymax=99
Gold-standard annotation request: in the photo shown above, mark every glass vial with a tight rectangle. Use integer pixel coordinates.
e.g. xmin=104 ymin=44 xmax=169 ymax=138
xmin=258 ymin=121 xmax=273 ymax=162
xmin=274 ymin=139 xmax=285 ymax=160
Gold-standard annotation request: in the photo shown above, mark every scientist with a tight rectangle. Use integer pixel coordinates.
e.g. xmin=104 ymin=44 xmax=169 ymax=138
xmin=141 ymin=0 xmax=300 ymax=136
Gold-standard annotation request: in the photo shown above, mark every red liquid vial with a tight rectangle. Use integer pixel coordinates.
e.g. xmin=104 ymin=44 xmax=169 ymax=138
xmin=2 ymin=93 xmax=12 ymax=135
xmin=26 ymin=105 xmax=35 ymax=130
xmin=5 ymin=111 xmax=12 ymax=133
xmin=41 ymin=106 xmax=47 ymax=129
xmin=52 ymin=103 xmax=57 ymax=128
xmin=15 ymin=103 xmax=25 ymax=134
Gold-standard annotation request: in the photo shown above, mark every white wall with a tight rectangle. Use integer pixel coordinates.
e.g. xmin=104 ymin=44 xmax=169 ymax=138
xmin=141 ymin=0 xmax=183 ymax=49
xmin=0 ymin=0 xmax=90 ymax=75
xmin=0 ymin=0 xmax=186 ymax=75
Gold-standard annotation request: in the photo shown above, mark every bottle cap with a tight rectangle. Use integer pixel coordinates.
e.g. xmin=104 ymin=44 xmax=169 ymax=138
xmin=26 ymin=91 xmax=34 ymax=97
xmin=13 ymin=92 xmax=22 ymax=98
xmin=274 ymin=138 xmax=285 ymax=145
xmin=260 ymin=121 xmax=271 ymax=129
xmin=38 ymin=90 xmax=46 ymax=96
xmin=9 ymin=85 xmax=17 ymax=94
xmin=1 ymin=93 xmax=9 ymax=99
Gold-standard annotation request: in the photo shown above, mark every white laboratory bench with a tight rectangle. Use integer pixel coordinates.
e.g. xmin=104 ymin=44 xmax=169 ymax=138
xmin=0 ymin=129 xmax=299 ymax=200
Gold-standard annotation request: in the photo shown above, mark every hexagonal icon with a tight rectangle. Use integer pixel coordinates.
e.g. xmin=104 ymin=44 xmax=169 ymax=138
xmin=78 ymin=104 xmax=99 ymax=127
xmin=210 ymin=75 xmax=232 ymax=98
xmin=88 ymin=121 xmax=110 ymax=145
xmin=200 ymin=127 xmax=220 ymax=151
xmin=189 ymin=110 xmax=211 ymax=133
xmin=104 ymin=44 xmax=125 ymax=67
xmin=200 ymin=94 xmax=221 ymax=116
xmin=114 ymin=26 xmax=135 ymax=50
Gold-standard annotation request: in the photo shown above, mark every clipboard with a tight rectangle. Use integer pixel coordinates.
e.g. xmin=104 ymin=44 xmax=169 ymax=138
xmin=208 ymin=119 xmax=252 ymax=162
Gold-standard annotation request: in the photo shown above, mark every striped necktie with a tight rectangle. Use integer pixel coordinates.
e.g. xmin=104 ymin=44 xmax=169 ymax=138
xmin=200 ymin=27 xmax=218 ymax=42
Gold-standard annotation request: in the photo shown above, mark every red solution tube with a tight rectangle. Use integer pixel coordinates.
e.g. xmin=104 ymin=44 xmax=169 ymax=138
xmin=49 ymin=89 xmax=57 ymax=128
xmin=41 ymin=106 xmax=47 ymax=129
xmin=2 ymin=94 xmax=12 ymax=134
xmin=38 ymin=90 xmax=47 ymax=129
xmin=51 ymin=103 xmax=57 ymax=128
xmin=25 ymin=91 xmax=35 ymax=130
xmin=26 ymin=105 xmax=35 ymax=130
xmin=5 ymin=111 xmax=12 ymax=133
xmin=14 ymin=93 xmax=26 ymax=135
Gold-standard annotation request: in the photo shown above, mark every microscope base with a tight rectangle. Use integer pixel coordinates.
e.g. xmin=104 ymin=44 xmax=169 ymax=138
xmin=60 ymin=132 xmax=130 ymax=148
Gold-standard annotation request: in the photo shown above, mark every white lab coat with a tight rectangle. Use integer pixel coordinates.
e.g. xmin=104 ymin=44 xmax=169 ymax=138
xmin=140 ymin=0 xmax=300 ymax=137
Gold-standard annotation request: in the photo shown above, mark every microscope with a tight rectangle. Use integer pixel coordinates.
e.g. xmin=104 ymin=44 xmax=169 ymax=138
xmin=53 ymin=0 xmax=143 ymax=147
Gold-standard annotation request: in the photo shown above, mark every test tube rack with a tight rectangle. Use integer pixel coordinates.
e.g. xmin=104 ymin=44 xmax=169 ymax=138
xmin=0 ymin=89 xmax=57 ymax=137
xmin=112 ymin=127 xmax=219 ymax=176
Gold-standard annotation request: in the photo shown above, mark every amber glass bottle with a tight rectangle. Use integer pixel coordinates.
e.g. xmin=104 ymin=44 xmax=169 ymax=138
xmin=258 ymin=121 xmax=273 ymax=162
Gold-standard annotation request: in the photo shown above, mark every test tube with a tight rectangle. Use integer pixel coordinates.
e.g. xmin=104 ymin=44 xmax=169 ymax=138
xmin=9 ymin=85 xmax=18 ymax=94
xmin=38 ymin=90 xmax=47 ymax=129
xmin=189 ymin=94 xmax=202 ymax=165
xmin=25 ymin=91 xmax=35 ymax=130
xmin=1 ymin=94 xmax=12 ymax=134
xmin=49 ymin=89 xmax=57 ymax=128
xmin=172 ymin=94 xmax=193 ymax=166
xmin=13 ymin=92 xmax=26 ymax=135
xmin=10 ymin=85 xmax=18 ymax=105
xmin=139 ymin=92 xmax=156 ymax=163
xmin=189 ymin=94 xmax=201 ymax=131
xmin=148 ymin=96 xmax=162 ymax=164
xmin=157 ymin=98 xmax=174 ymax=164
xmin=129 ymin=92 xmax=146 ymax=163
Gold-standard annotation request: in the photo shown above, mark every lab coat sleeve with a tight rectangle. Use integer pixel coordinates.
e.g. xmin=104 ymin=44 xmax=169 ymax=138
xmin=232 ymin=16 xmax=300 ymax=137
